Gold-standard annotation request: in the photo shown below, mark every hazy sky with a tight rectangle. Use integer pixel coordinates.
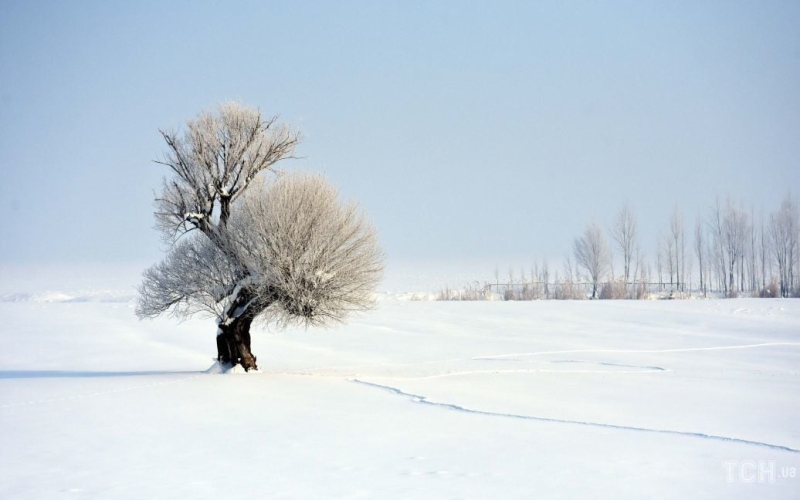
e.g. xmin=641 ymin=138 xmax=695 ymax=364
xmin=1 ymin=1 xmax=798 ymax=268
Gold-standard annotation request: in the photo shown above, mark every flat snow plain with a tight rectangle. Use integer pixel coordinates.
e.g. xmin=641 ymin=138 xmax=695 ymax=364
xmin=2 ymin=290 xmax=799 ymax=498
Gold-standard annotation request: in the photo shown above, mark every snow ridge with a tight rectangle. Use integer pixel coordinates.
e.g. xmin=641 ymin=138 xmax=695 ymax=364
xmin=352 ymin=379 xmax=800 ymax=454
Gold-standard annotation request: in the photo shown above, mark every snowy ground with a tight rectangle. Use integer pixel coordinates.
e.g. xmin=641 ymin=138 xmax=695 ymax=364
xmin=2 ymin=288 xmax=800 ymax=498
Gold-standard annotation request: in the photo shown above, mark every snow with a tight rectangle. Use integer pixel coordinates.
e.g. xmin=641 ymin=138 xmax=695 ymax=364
xmin=184 ymin=211 xmax=206 ymax=221
xmin=220 ymin=284 xmax=256 ymax=323
xmin=2 ymin=290 xmax=800 ymax=498
xmin=204 ymin=361 xmax=256 ymax=374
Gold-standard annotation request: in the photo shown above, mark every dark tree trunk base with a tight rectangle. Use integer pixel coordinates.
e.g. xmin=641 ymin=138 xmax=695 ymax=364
xmin=216 ymin=315 xmax=258 ymax=371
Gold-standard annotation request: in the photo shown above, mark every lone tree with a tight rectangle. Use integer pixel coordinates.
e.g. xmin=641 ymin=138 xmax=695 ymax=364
xmin=610 ymin=203 xmax=637 ymax=287
xmin=573 ymin=222 xmax=611 ymax=299
xmin=137 ymin=103 xmax=383 ymax=370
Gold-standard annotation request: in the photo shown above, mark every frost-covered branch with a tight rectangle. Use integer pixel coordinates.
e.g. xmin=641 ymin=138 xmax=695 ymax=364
xmin=153 ymin=102 xmax=301 ymax=242
xmin=136 ymin=236 xmax=240 ymax=320
xmin=228 ymin=173 xmax=384 ymax=327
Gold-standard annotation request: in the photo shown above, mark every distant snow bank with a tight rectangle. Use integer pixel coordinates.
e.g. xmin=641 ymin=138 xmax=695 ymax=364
xmin=0 ymin=290 xmax=136 ymax=303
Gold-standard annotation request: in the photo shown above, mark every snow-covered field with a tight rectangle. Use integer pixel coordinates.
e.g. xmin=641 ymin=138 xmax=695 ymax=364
xmin=2 ymin=288 xmax=800 ymax=498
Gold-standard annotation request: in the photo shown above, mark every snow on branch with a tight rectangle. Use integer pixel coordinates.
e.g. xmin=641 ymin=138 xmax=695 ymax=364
xmin=153 ymin=102 xmax=301 ymax=242
xmin=136 ymin=235 xmax=240 ymax=320
xmin=227 ymin=173 xmax=384 ymax=328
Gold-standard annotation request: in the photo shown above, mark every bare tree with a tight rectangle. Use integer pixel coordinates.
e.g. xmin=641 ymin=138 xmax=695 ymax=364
xmin=770 ymin=193 xmax=799 ymax=297
xmin=759 ymin=211 xmax=770 ymax=292
xmin=721 ymin=199 xmax=749 ymax=297
xmin=694 ymin=215 xmax=706 ymax=297
xmin=541 ymin=259 xmax=550 ymax=298
xmin=709 ymin=198 xmax=727 ymax=295
xmin=669 ymin=207 xmax=685 ymax=291
xmin=137 ymin=103 xmax=383 ymax=370
xmin=610 ymin=203 xmax=637 ymax=295
xmin=660 ymin=230 xmax=676 ymax=291
xmin=637 ymin=257 xmax=651 ymax=299
xmin=656 ymin=235 xmax=665 ymax=291
xmin=631 ymin=244 xmax=643 ymax=298
xmin=573 ymin=222 xmax=611 ymax=299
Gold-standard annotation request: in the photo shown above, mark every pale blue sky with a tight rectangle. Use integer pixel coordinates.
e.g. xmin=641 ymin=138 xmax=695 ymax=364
xmin=1 ymin=1 xmax=798 ymax=267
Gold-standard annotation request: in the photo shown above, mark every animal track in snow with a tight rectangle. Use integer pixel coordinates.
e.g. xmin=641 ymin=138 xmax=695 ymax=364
xmin=352 ymin=379 xmax=800 ymax=455
xmin=551 ymin=359 xmax=667 ymax=371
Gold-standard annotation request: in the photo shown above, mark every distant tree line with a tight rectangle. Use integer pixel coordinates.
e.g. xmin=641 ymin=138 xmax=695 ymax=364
xmin=439 ymin=193 xmax=799 ymax=301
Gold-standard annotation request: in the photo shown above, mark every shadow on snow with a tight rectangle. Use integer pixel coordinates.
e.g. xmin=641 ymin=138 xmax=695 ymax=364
xmin=0 ymin=370 xmax=202 ymax=379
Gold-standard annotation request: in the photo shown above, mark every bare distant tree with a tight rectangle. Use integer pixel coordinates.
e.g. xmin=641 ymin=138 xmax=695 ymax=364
xmin=747 ymin=207 xmax=758 ymax=294
xmin=770 ymin=193 xmax=799 ymax=297
xmin=708 ymin=198 xmax=749 ymax=296
xmin=638 ymin=257 xmax=651 ymax=299
xmin=656 ymin=236 xmax=665 ymax=291
xmin=669 ymin=207 xmax=685 ymax=291
xmin=631 ymin=244 xmax=643 ymax=298
xmin=759 ymin=212 xmax=770 ymax=291
xmin=721 ymin=199 xmax=749 ymax=297
xmin=610 ymin=203 xmax=638 ymax=291
xmin=709 ymin=198 xmax=727 ymax=295
xmin=137 ymin=103 xmax=383 ymax=370
xmin=666 ymin=232 xmax=676 ymax=289
xmin=573 ymin=222 xmax=611 ymax=299
xmin=541 ymin=259 xmax=550 ymax=298
xmin=694 ymin=215 xmax=706 ymax=296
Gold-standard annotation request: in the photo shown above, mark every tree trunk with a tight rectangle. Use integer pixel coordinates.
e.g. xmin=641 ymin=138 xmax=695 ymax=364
xmin=216 ymin=315 xmax=258 ymax=371
xmin=215 ymin=286 xmax=265 ymax=371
